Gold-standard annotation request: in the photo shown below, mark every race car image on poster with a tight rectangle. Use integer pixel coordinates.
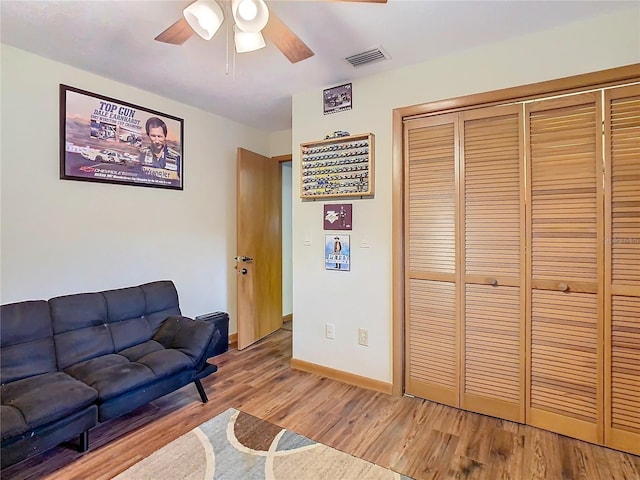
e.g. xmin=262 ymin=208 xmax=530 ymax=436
xmin=80 ymin=148 xmax=121 ymax=163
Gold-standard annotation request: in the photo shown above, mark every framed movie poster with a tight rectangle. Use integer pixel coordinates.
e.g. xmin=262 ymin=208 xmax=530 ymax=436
xmin=325 ymin=234 xmax=350 ymax=271
xmin=323 ymin=83 xmax=352 ymax=115
xmin=323 ymin=203 xmax=352 ymax=230
xmin=60 ymin=84 xmax=184 ymax=190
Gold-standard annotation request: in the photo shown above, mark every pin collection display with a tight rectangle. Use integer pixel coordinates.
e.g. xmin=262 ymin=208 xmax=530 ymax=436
xmin=300 ymin=133 xmax=374 ymax=198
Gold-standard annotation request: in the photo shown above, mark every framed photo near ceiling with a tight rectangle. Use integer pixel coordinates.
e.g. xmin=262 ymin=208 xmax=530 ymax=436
xmin=323 ymin=83 xmax=352 ymax=115
xmin=60 ymin=84 xmax=184 ymax=190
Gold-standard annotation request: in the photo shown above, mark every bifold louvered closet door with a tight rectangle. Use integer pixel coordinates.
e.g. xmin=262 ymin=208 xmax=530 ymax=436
xmin=405 ymin=105 xmax=525 ymax=420
xmin=525 ymin=92 xmax=603 ymax=444
xmin=604 ymin=84 xmax=640 ymax=455
xmin=404 ymin=82 xmax=639 ymax=455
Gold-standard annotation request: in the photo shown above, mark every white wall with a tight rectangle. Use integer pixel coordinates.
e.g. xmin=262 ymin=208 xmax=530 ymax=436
xmin=269 ymin=129 xmax=292 ymax=158
xmin=291 ymin=7 xmax=640 ymax=383
xmin=0 ymin=45 xmax=271 ymax=334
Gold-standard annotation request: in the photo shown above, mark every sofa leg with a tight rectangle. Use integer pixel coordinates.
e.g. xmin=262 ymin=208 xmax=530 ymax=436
xmin=194 ymin=379 xmax=208 ymax=403
xmin=78 ymin=430 xmax=89 ymax=452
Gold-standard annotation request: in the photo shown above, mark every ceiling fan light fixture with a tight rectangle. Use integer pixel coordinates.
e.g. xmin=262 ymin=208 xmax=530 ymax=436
xmin=183 ymin=0 xmax=224 ymax=40
xmin=232 ymin=0 xmax=269 ymax=33
xmin=238 ymin=0 xmax=258 ymax=21
xmin=234 ymin=28 xmax=266 ymax=53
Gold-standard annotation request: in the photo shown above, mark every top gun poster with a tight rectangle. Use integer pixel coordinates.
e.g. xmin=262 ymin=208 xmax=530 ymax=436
xmin=60 ymin=84 xmax=184 ymax=190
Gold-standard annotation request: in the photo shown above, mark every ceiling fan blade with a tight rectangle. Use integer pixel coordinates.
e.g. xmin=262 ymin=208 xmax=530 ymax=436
xmin=262 ymin=11 xmax=314 ymax=64
xmin=155 ymin=17 xmax=195 ymax=45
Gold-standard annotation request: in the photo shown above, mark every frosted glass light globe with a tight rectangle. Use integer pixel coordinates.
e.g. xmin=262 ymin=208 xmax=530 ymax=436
xmin=238 ymin=0 xmax=257 ymax=21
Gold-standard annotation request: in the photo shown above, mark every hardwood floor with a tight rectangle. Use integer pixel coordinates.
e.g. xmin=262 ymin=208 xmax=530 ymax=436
xmin=3 ymin=329 xmax=639 ymax=480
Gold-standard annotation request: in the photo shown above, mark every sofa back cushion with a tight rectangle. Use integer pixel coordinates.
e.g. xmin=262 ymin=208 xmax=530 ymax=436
xmin=103 ymin=286 xmax=150 ymax=351
xmin=0 ymin=301 xmax=57 ymax=384
xmin=50 ymin=281 xmax=181 ymax=370
xmin=140 ymin=281 xmax=182 ymax=331
xmin=50 ymin=292 xmax=113 ymax=370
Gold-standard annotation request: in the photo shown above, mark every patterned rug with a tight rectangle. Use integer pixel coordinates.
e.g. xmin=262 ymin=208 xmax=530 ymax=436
xmin=114 ymin=408 xmax=412 ymax=479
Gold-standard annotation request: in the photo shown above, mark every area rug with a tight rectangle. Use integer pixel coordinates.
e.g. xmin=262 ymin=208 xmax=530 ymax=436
xmin=114 ymin=408 xmax=412 ymax=480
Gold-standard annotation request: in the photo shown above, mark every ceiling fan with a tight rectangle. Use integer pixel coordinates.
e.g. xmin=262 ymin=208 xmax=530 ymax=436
xmin=155 ymin=0 xmax=387 ymax=64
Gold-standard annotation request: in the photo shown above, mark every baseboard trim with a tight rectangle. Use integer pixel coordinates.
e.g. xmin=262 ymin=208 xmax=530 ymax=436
xmin=283 ymin=313 xmax=293 ymax=323
xmin=229 ymin=332 xmax=238 ymax=348
xmin=290 ymin=358 xmax=392 ymax=395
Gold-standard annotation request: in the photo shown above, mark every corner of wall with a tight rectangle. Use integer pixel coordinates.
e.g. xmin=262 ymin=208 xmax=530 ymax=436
xmin=269 ymin=129 xmax=293 ymax=157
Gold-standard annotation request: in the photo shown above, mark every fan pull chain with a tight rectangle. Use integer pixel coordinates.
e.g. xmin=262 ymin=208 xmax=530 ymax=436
xmin=223 ymin=4 xmax=236 ymax=79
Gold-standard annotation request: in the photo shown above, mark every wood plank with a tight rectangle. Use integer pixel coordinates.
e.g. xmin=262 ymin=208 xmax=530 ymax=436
xmin=5 ymin=328 xmax=638 ymax=480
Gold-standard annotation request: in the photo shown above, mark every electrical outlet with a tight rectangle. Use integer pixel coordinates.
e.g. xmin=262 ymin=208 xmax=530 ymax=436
xmin=358 ymin=328 xmax=369 ymax=346
xmin=325 ymin=323 xmax=335 ymax=339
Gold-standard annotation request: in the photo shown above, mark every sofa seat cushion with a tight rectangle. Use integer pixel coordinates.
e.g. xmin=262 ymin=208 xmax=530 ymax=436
xmin=118 ymin=341 xmax=193 ymax=378
xmin=118 ymin=339 xmax=164 ymax=361
xmin=0 ymin=372 xmax=97 ymax=440
xmin=65 ymin=345 xmax=193 ymax=402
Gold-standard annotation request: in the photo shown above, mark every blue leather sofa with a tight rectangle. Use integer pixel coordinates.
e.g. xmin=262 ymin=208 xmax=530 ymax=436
xmin=0 ymin=280 xmax=221 ymax=468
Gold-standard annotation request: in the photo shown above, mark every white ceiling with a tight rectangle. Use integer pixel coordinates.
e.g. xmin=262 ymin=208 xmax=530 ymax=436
xmin=1 ymin=0 xmax=634 ymax=132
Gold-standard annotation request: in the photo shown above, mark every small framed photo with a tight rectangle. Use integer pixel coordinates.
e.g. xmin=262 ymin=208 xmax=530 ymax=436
xmin=325 ymin=234 xmax=350 ymax=271
xmin=324 ymin=203 xmax=352 ymax=230
xmin=323 ymin=83 xmax=352 ymax=115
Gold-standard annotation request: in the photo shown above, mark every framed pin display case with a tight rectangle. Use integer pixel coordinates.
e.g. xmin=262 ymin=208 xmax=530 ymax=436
xmin=300 ymin=133 xmax=374 ymax=199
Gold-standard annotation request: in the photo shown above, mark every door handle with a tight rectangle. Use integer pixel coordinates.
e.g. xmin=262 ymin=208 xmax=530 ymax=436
xmin=241 ymin=256 xmax=253 ymax=262
xmin=240 ymin=268 xmax=248 ymax=275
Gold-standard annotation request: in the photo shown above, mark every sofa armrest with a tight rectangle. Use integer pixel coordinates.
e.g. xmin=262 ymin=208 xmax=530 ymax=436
xmin=153 ymin=316 xmax=215 ymax=371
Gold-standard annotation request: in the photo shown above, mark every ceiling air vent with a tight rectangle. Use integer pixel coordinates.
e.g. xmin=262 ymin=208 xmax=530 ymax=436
xmin=345 ymin=46 xmax=391 ymax=68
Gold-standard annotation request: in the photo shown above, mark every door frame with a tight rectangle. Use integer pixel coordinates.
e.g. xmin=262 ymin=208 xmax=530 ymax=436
xmin=274 ymin=154 xmax=293 ymax=328
xmin=391 ymin=64 xmax=640 ymax=397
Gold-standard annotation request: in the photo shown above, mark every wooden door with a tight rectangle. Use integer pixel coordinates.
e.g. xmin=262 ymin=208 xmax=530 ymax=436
xmin=236 ymin=148 xmax=282 ymax=349
xmin=459 ymin=105 xmax=526 ymax=422
xmin=525 ymin=92 xmax=604 ymax=443
xmin=604 ymin=84 xmax=640 ymax=455
xmin=404 ymin=114 xmax=460 ymax=407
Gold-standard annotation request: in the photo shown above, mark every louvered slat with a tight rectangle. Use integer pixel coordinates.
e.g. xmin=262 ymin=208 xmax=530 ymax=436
xmin=604 ymin=84 xmax=640 ymax=455
xmin=460 ymin=106 xmax=524 ymax=421
xmin=527 ymin=93 xmax=602 ymax=443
